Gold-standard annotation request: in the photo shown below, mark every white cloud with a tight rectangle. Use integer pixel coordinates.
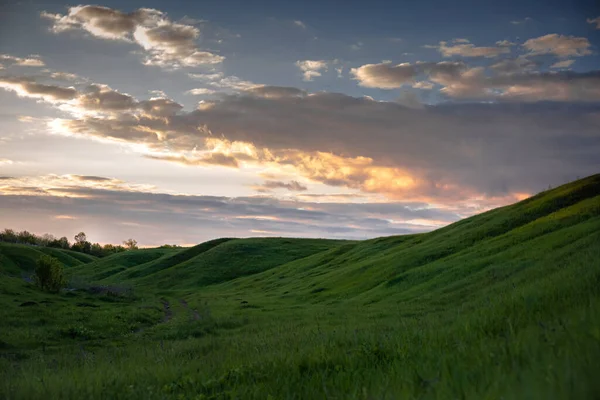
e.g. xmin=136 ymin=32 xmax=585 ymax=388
xmin=41 ymin=5 xmax=224 ymax=68
xmin=523 ymin=34 xmax=592 ymax=57
xmin=49 ymin=71 xmax=82 ymax=81
xmin=210 ymin=76 xmax=263 ymax=91
xmin=293 ymin=20 xmax=306 ymax=29
xmin=296 ymin=60 xmax=328 ymax=81
xmin=550 ymin=59 xmax=575 ymax=69
xmin=496 ymin=40 xmax=515 ymax=47
xmin=412 ymin=81 xmax=434 ymax=89
xmin=351 ymin=61 xmax=466 ymax=89
xmin=186 ymin=88 xmax=217 ymax=95
xmin=0 ymin=53 xmax=45 ymax=67
xmin=189 ymin=72 xmax=225 ymax=81
xmin=351 ymin=59 xmax=600 ymax=102
xmin=437 ymin=40 xmax=511 ymax=58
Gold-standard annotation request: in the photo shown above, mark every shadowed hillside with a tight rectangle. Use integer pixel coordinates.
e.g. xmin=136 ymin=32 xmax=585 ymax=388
xmin=0 ymin=242 xmax=97 ymax=276
xmin=1 ymin=174 xmax=599 ymax=399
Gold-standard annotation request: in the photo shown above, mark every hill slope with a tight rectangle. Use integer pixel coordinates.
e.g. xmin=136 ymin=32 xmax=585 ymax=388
xmin=0 ymin=242 xmax=97 ymax=276
xmin=1 ymin=174 xmax=599 ymax=400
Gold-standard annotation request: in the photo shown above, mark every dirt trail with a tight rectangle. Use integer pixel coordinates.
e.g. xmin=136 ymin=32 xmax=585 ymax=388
xmin=160 ymin=298 xmax=173 ymax=322
xmin=179 ymin=299 xmax=200 ymax=321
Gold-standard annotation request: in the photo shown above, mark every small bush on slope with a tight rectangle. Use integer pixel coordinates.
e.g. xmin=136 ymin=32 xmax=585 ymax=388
xmin=34 ymin=255 xmax=66 ymax=293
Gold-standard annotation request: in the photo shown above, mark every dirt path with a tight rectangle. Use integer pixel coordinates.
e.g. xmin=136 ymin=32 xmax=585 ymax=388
xmin=179 ymin=299 xmax=200 ymax=321
xmin=160 ymin=298 xmax=173 ymax=322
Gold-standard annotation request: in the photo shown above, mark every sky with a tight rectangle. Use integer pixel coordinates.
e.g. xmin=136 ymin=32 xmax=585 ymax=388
xmin=0 ymin=0 xmax=599 ymax=246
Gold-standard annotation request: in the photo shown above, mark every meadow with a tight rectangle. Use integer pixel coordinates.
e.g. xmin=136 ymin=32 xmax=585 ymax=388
xmin=1 ymin=174 xmax=599 ymax=399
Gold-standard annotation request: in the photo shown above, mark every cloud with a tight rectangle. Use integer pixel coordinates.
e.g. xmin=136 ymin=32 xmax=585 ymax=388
xmin=550 ymin=59 xmax=575 ymax=69
xmin=2 ymin=72 xmax=598 ymax=205
xmin=523 ymin=34 xmax=592 ymax=57
xmin=293 ymin=20 xmax=306 ymax=29
xmin=245 ymin=86 xmax=306 ymax=99
xmin=0 ymin=174 xmax=155 ymax=196
xmin=54 ymin=215 xmax=77 ymax=220
xmin=41 ymin=5 xmax=224 ymax=68
xmin=77 ymin=84 xmax=138 ymax=111
xmin=255 ymin=180 xmax=308 ymax=192
xmin=0 ymin=54 xmax=45 ymax=67
xmin=189 ymin=72 xmax=225 ymax=81
xmin=351 ymin=60 xmax=600 ymax=102
xmin=210 ymin=76 xmax=263 ymax=90
xmin=587 ymin=17 xmax=600 ymax=29
xmin=0 ymin=159 xmax=14 ymax=165
xmin=496 ymin=40 xmax=515 ymax=47
xmin=71 ymin=175 xmax=114 ymax=182
xmin=0 ymin=77 xmax=78 ymax=102
xmin=510 ymin=17 xmax=532 ymax=25
xmin=435 ymin=69 xmax=600 ymax=102
xmin=0 ymin=77 xmax=187 ymax=120
xmin=49 ymin=71 xmax=82 ymax=81
xmin=145 ymin=153 xmax=239 ymax=168
xmin=437 ymin=40 xmax=511 ymax=58
xmin=412 ymin=81 xmax=434 ymax=89
xmin=296 ymin=60 xmax=328 ymax=81
xmin=351 ymin=62 xmax=417 ymax=89
xmin=489 ymin=57 xmax=540 ymax=75
xmin=186 ymin=88 xmax=217 ymax=95
xmin=351 ymin=61 xmax=466 ymax=89
xmin=0 ymin=175 xmax=467 ymax=244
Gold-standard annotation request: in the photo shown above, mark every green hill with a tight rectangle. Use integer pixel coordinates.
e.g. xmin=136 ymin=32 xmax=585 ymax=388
xmin=0 ymin=242 xmax=97 ymax=276
xmin=1 ymin=174 xmax=599 ymax=399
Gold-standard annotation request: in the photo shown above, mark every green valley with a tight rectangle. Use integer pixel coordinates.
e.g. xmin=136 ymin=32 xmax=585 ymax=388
xmin=1 ymin=174 xmax=599 ymax=399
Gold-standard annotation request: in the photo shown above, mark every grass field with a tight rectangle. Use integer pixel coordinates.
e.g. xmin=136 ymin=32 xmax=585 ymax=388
xmin=1 ymin=174 xmax=599 ymax=399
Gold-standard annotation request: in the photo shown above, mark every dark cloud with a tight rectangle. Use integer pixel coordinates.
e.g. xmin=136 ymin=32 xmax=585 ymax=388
xmin=0 ymin=76 xmax=78 ymax=101
xmin=72 ymin=175 xmax=114 ymax=182
xmin=2 ymin=71 xmax=598 ymax=200
xmin=78 ymin=84 xmax=138 ymax=111
xmin=41 ymin=85 xmax=600 ymax=198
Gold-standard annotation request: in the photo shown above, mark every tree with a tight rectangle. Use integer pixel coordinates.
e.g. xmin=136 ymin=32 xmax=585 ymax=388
xmin=40 ymin=233 xmax=56 ymax=246
xmin=34 ymin=255 xmax=66 ymax=293
xmin=123 ymin=238 xmax=138 ymax=250
xmin=0 ymin=229 xmax=17 ymax=243
xmin=17 ymin=230 xmax=38 ymax=245
xmin=74 ymin=232 xmax=87 ymax=245
xmin=90 ymin=243 xmax=104 ymax=257
xmin=58 ymin=236 xmax=70 ymax=249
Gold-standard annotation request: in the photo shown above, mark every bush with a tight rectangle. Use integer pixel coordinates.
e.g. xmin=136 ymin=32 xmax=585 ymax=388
xmin=33 ymin=255 xmax=66 ymax=293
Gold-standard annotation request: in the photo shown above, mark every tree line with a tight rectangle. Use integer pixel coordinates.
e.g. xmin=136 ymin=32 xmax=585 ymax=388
xmin=0 ymin=229 xmax=138 ymax=258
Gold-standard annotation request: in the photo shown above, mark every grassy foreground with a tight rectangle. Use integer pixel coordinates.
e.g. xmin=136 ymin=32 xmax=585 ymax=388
xmin=1 ymin=174 xmax=599 ymax=399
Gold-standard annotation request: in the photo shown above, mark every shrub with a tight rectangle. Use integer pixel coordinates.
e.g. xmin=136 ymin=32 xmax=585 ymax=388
xmin=33 ymin=255 xmax=66 ymax=293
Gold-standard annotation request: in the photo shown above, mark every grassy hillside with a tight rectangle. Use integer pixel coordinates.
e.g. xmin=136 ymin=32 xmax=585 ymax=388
xmin=1 ymin=174 xmax=599 ymax=399
xmin=0 ymin=242 xmax=96 ymax=276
